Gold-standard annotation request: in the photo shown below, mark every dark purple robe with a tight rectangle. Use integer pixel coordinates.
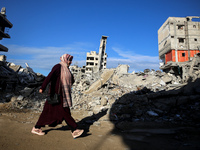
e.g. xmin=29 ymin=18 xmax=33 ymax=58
xmin=35 ymin=64 xmax=77 ymax=130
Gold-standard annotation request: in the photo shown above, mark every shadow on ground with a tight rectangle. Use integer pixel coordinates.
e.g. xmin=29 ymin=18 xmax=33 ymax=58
xmin=108 ymin=78 xmax=200 ymax=150
xmin=43 ymin=109 xmax=108 ymax=138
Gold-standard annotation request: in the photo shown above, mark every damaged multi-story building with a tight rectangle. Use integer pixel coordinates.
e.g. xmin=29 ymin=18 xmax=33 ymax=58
xmin=158 ymin=16 xmax=200 ymax=79
xmin=0 ymin=6 xmax=12 ymax=69
xmin=70 ymin=65 xmax=86 ymax=75
xmin=71 ymin=35 xmax=108 ymax=75
xmin=85 ymin=35 xmax=108 ymax=74
xmin=0 ymin=7 xmax=16 ymax=91
xmin=0 ymin=7 xmax=13 ymax=53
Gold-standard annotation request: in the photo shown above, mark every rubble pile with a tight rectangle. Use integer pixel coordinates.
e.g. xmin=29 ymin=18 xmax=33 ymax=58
xmin=110 ymin=78 xmax=200 ymax=130
xmin=0 ymin=59 xmax=45 ymax=92
xmin=70 ymin=65 xmax=200 ymax=128
xmin=1 ymin=62 xmax=200 ymax=128
xmin=0 ymin=58 xmax=46 ymax=111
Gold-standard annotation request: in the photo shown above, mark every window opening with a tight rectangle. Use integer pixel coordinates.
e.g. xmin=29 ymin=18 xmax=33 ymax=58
xmin=179 ymin=38 xmax=184 ymax=43
xmin=177 ymin=25 xmax=184 ymax=30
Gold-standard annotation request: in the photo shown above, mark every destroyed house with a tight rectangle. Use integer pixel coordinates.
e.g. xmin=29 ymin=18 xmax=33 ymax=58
xmin=0 ymin=7 xmax=13 ymax=52
xmin=158 ymin=16 xmax=200 ymax=72
xmin=85 ymin=51 xmax=99 ymax=74
xmin=85 ymin=36 xmax=108 ymax=74
xmin=70 ymin=36 xmax=108 ymax=75
xmin=70 ymin=65 xmax=85 ymax=75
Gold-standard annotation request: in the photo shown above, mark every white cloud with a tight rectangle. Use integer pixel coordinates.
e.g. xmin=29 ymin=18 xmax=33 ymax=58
xmin=4 ymin=44 xmax=89 ymax=75
xmin=3 ymin=44 xmax=160 ymax=76
xmin=107 ymin=47 xmax=160 ymax=72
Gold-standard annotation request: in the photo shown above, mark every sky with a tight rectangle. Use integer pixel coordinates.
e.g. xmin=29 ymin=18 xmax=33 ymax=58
xmin=0 ymin=0 xmax=200 ymax=76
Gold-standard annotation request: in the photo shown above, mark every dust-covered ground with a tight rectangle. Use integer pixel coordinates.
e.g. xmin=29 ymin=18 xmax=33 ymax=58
xmin=0 ymin=108 xmax=200 ymax=150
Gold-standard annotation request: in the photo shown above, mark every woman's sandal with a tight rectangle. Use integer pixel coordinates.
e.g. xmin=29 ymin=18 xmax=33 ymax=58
xmin=71 ymin=129 xmax=84 ymax=139
xmin=31 ymin=127 xmax=45 ymax=135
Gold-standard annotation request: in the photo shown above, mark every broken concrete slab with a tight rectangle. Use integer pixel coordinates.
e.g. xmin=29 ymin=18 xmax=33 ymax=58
xmin=83 ymin=69 xmax=115 ymax=94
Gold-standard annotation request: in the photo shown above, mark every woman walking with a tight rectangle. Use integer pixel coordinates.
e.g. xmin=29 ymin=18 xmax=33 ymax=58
xmin=31 ymin=54 xmax=84 ymax=138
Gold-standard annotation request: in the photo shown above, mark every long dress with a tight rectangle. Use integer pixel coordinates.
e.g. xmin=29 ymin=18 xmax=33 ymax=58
xmin=35 ymin=64 xmax=77 ymax=130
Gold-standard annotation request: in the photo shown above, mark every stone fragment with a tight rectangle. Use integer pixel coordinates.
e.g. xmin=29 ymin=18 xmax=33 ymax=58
xmin=147 ymin=110 xmax=159 ymax=117
xmin=17 ymin=95 xmax=24 ymax=101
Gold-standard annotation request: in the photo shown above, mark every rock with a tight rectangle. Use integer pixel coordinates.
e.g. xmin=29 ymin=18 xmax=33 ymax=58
xmin=116 ymin=64 xmax=129 ymax=74
xmin=17 ymin=95 xmax=24 ymax=101
xmin=10 ymin=96 xmax=18 ymax=102
xmin=147 ymin=110 xmax=159 ymax=117
xmin=161 ymin=74 xmax=172 ymax=83
xmin=101 ymin=96 xmax=108 ymax=106
xmin=93 ymin=105 xmax=106 ymax=114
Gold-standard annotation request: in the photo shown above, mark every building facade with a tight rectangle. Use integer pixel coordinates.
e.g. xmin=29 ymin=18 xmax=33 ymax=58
xmin=158 ymin=16 xmax=200 ymax=70
xmin=70 ymin=65 xmax=85 ymax=75
xmin=0 ymin=7 xmax=13 ymax=52
xmin=97 ymin=35 xmax=108 ymax=71
xmin=85 ymin=36 xmax=108 ymax=74
xmin=85 ymin=51 xmax=99 ymax=73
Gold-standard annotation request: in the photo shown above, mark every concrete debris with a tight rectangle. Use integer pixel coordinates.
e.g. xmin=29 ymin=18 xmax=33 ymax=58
xmin=115 ymin=64 xmax=129 ymax=74
xmin=83 ymin=69 xmax=115 ymax=94
xmin=0 ymin=58 xmax=45 ymax=92
xmin=147 ymin=110 xmax=159 ymax=117
xmin=1 ymin=56 xmax=200 ymax=130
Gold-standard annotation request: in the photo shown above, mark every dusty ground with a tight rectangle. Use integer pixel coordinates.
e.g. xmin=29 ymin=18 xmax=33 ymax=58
xmin=0 ymin=108 xmax=200 ymax=150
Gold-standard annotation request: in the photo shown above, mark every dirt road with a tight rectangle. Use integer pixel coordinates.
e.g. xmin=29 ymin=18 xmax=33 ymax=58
xmin=0 ymin=109 xmax=200 ymax=150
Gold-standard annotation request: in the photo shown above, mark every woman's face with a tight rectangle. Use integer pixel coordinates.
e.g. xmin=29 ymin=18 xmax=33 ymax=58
xmin=67 ymin=60 xmax=72 ymax=66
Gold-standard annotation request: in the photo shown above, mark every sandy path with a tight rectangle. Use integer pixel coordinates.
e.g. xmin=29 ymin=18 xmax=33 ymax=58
xmin=0 ymin=111 xmax=127 ymax=150
xmin=0 ymin=110 xmax=200 ymax=150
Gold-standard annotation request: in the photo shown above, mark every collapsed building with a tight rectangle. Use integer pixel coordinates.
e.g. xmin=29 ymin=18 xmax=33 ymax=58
xmin=0 ymin=7 xmax=45 ymax=92
xmin=0 ymin=7 xmax=16 ymax=91
xmin=87 ymin=35 xmax=108 ymax=73
xmin=158 ymin=16 xmax=200 ymax=80
xmin=70 ymin=65 xmax=86 ymax=75
xmin=71 ymin=35 xmax=108 ymax=75
xmin=0 ymin=7 xmax=12 ymax=52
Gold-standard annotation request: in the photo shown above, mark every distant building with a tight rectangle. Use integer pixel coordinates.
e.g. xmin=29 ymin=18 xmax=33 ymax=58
xmin=85 ymin=36 xmax=108 ymax=74
xmin=70 ymin=65 xmax=85 ymax=75
xmin=70 ymin=36 xmax=108 ymax=75
xmin=96 ymin=36 xmax=108 ymax=71
xmin=158 ymin=16 xmax=200 ymax=72
xmin=85 ymin=51 xmax=99 ymax=74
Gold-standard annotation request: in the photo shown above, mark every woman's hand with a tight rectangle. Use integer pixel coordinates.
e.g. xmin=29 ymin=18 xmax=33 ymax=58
xmin=39 ymin=89 xmax=43 ymax=93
